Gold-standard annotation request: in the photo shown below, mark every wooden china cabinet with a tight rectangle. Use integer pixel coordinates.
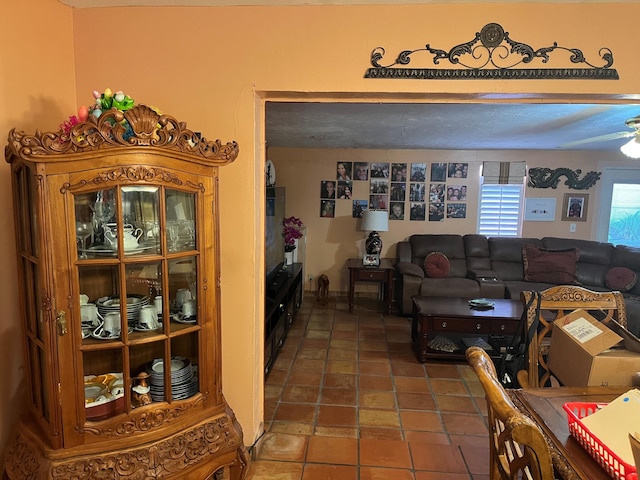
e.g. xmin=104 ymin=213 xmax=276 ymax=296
xmin=3 ymin=105 xmax=248 ymax=479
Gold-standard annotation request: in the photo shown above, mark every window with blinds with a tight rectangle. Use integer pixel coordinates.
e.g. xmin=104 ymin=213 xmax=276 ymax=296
xmin=477 ymin=184 xmax=523 ymax=237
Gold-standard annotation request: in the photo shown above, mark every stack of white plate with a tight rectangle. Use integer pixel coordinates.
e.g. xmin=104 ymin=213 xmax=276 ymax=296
xmin=147 ymin=356 xmax=198 ymax=402
xmin=96 ymin=294 xmax=150 ymax=325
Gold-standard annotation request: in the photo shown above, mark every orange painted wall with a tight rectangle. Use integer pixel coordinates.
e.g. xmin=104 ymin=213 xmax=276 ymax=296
xmin=0 ymin=0 xmax=76 ymax=455
xmin=2 ymin=1 xmax=640 ymax=454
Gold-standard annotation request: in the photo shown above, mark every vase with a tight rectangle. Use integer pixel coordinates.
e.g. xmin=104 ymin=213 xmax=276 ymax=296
xmin=285 ymin=250 xmax=294 ymax=266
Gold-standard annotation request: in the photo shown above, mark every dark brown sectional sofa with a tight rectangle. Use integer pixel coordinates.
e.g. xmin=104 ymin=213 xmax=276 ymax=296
xmin=396 ymin=234 xmax=640 ymax=336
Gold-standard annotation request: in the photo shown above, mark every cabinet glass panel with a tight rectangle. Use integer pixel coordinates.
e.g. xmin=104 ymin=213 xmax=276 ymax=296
xmin=121 ymin=186 xmax=161 ymax=256
xmin=78 ymin=265 xmax=121 ymax=342
xmin=125 ymin=262 xmax=163 ymax=333
xmin=15 ymin=165 xmax=39 ymax=256
xmin=168 ymin=256 xmax=198 ymax=327
xmin=166 ymin=190 xmax=196 ymax=252
xmin=169 ymin=333 xmax=199 ymax=401
xmin=83 ymin=349 xmax=124 ymax=422
xmin=74 ymin=189 xmax=117 ymax=258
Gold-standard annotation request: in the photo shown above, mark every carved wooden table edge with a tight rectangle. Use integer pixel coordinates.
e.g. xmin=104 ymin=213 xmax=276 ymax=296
xmin=508 ymin=389 xmax=584 ymax=480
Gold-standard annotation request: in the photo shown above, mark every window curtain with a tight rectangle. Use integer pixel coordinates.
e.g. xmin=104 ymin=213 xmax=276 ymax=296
xmin=482 ymin=161 xmax=526 ymax=184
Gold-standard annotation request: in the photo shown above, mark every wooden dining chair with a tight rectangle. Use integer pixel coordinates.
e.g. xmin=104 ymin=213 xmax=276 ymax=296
xmin=466 ymin=346 xmax=555 ymax=480
xmin=518 ymin=285 xmax=627 ymax=388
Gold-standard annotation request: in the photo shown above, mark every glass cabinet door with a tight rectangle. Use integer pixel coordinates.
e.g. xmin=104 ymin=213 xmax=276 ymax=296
xmin=73 ymin=184 xmax=200 ymax=425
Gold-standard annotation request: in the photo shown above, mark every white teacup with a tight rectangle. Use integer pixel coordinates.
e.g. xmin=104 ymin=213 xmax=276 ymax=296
xmin=103 ymin=312 xmax=121 ymax=337
xmin=139 ymin=305 xmax=159 ymax=329
xmin=81 ymin=303 xmax=101 ymax=327
xmin=176 ymin=288 xmax=192 ymax=309
xmin=153 ymin=295 xmax=163 ymax=316
xmin=181 ymin=299 xmax=197 ymax=318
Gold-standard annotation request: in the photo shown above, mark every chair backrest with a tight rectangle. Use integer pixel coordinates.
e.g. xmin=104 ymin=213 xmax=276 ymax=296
xmin=521 ymin=285 xmax=627 ymax=388
xmin=466 ymin=346 xmax=555 ymax=480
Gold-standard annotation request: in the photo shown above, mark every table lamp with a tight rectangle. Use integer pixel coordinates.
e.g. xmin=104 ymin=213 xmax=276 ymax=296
xmin=361 ymin=209 xmax=389 ymax=266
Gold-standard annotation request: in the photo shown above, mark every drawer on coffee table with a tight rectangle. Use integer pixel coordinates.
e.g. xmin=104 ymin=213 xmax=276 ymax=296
xmin=430 ymin=317 xmax=491 ymax=334
xmin=356 ymin=269 xmax=386 ymax=281
xmin=491 ymin=319 xmax=519 ymax=335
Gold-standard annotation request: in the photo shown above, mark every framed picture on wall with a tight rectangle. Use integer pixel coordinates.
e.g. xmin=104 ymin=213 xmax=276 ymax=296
xmin=562 ymin=193 xmax=589 ymax=222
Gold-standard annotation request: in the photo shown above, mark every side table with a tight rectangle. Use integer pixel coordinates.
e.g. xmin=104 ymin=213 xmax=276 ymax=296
xmin=347 ymin=258 xmax=394 ymax=313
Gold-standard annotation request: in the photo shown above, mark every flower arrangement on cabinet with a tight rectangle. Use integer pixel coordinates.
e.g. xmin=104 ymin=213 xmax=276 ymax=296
xmin=283 ymin=216 xmax=304 ymax=252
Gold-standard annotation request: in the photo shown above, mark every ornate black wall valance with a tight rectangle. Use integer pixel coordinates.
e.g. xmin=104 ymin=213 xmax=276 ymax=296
xmin=527 ymin=167 xmax=601 ymax=190
xmin=364 ymin=23 xmax=618 ymax=80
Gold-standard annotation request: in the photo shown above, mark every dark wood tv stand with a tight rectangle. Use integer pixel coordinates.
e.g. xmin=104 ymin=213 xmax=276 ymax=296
xmin=265 ymin=263 xmax=303 ymax=377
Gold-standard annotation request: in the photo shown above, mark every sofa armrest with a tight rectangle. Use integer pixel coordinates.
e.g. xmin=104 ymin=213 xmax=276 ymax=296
xmin=397 ymin=261 xmax=425 ymax=279
xmin=397 ymin=241 xmax=412 ymax=264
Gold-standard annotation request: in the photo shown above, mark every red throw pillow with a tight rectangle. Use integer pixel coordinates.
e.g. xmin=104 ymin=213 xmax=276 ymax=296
xmin=522 ymin=244 xmax=579 ymax=284
xmin=605 ymin=266 xmax=638 ymax=292
xmin=424 ymin=252 xmax=450 ymax=278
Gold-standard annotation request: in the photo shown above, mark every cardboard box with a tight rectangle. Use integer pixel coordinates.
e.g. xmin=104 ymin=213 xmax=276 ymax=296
xmin=548 ymin=309 xmax=640 ymax=387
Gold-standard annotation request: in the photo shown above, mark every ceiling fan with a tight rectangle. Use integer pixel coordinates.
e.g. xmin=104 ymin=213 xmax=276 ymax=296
xmin=560 ymin=115 xmax=640 ymax=157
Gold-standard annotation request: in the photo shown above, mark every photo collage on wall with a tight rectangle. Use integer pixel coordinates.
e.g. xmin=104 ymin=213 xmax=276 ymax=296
xmin=319 ymin=161 xmax=468 ymax=221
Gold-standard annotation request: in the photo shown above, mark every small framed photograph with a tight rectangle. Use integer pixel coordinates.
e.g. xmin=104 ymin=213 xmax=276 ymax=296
xmin=363 ymin=254 xmax=380 ymax=266
xmin=562 ymin=193 xmax=589 ymax=222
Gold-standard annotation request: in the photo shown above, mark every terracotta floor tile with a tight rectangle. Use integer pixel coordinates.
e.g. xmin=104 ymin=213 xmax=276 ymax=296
xmin=396 ymin=392 xmax=436 ymax=410
xmin=326 ymin=360 xmax=358 ymax=375
xmin=282 ymin=385 xmax=320 ymax=403
xmin=316 ymin=405 xmax=357 ymax=426
xmin=255 ymin=432 xmax=308 ymax=462
xmin=449 ymin=433 xmax=489 ymax=449
xmin=290 ymin=359 xmax=326 ymax=372
xmin=414 ymin=472 xmax=469 ymax=480
xmin=434 ymin=394 xmax=479 ymax=413
xmin=391 ymin=362 xmax=427 ymax=377
xmin=429 ymin=378 xmax=468 ymax=395
xmin=320 ymin=387 xmax=357 ymax=406
xmin=399 ymin=411 xmax=443 ymax=432
xmin=359 ymin=350 xmax=390 ymax=362
xmin=245 ymin=460 xmax=304 ymax=480
xmin=466 ymin=380 xmax=485 ymax=398
xmin=359 ymin=466 xmax=416 ymax=480
xmin=301 ymin=464 xmax=357 ymax=480
xmin=441 ymin=413 xmax=488 ymax=436
xmin=360 ymin=375 xmax=394 ymax=391
xmin=360 ymin=340 xmax=389 ymax=352
xmin=359 ymin=390 xmax=397 ymax=409
xmin=288 ymin=370 xmax=323 ymax=386
xmin=329 ymin=339 xmax=358 ymax=350
xmin=409 ymin=442 xmax=467 ymax=473
xmin=333 ymin=321 xmax=356 ymax=332
xmin=269 ymin=422 xmax=315 ymax=436
xmin=331 ymin=329 xmax=358 ymax=340
xmin=273 ymin=356 xmax=295 ymax=371
xmin=278 ymin=345 xmax=299 ymax=359
xmin=459 ymin=444 xmax=490 ymax=475
xmin=273 ymin=403 xmax=317 ymax=423
xmin=264 ymin=384 xmax=284 ymax=401
xmin=305 ymin=329 xmax=331 ymax=339
xmin=403 ymin=431 xmax=450 ymax=444
xmin=296 ymin=348 xmax=328 ymax=360
xmin=327 ymin=349 xmax=358 ymax=361
xmin=424 ymin=363 xmax=461 ymax=379
xmin=394 ymin=376 xmax=430 ymax=393
xmin=306 ymin=436 xmax=358 ymax=464
xmin=359 ymin=427 xmax=404 ymax=441
xmin=313 ymin=426 xmax=358 ymax=438
xmin=359 ymin=409 xmax=401 ymax=428
xmin=324 ymin=373 xmax=357 ymax=389
xmin=264 ymin=400 xmax=277 ymax=420
xmin=359 ymin=438 xmax=412 ymax=469
xmin=265 ymin=369 xmax=289 ymax=386
xmin=359 ymin=360 xmax=392 ymax=376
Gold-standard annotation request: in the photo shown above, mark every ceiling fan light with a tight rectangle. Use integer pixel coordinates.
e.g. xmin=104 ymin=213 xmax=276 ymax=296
xmin=620 ymin=136 xmax=640 ymax=159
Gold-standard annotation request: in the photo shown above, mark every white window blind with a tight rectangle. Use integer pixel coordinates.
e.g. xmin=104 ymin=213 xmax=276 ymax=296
xmin=477 ymin=184 xmax=523 ymax=237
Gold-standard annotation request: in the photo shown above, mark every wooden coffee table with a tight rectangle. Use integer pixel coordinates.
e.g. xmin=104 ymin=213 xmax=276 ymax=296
xmin=412 ymin=297 xmax=523 ymax=362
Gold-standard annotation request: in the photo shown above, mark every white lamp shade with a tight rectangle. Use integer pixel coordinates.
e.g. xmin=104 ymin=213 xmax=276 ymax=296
xmin=620 ymin=136 xmax=640 ymax=159
xmin=361 ymin=210 xmax=389 ymax=232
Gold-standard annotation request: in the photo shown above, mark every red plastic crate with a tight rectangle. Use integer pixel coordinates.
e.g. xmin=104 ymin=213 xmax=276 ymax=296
xmin=563 ymin=402 xmax=638 ymax=480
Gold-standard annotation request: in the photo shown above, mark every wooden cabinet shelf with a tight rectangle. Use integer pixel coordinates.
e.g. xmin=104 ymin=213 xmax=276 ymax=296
xmin=3 ymin=105 xmax=247 ymax=480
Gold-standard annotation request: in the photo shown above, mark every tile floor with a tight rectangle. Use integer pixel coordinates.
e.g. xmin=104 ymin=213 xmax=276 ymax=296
xmin=247 ymin=294 xmax=491 ymax=480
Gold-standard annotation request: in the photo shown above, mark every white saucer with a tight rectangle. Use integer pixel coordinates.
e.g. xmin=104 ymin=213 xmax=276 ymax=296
xmin=172 ymin=313 xmax=197 ymax=324
xmin=133 ymin=322 xmax=163 ymax=332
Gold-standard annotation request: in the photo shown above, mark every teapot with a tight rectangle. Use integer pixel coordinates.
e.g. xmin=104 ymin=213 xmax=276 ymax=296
xmin=104 ymin=225 xmax=143 ymax=251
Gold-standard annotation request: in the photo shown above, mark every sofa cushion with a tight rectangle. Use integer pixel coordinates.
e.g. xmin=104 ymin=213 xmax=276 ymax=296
xmin=424 ymin=252 xmax=450 ymax=278
xmin=489 ymin=237 xmax=543 ymax=281
xmin=522 ymin=244 xmax=580 ymax=284
xmin=605 ymin=266 xmax=638 ymax=292
xmin=543 ymin=237 xmax=613 ymax=287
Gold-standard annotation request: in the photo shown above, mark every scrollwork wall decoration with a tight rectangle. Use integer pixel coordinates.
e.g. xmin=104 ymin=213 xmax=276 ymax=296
xmin=365 ymin=23 xmax=618 ymax=80
xmin=527 ymin=167 xmax=602 ymax=190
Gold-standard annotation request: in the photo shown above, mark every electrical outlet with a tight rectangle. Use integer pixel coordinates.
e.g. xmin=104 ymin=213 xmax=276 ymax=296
xmin=308 ymin=274 xmax=313 ymax=282
xmin=570 ymin=223 xmax=576 ymax=233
